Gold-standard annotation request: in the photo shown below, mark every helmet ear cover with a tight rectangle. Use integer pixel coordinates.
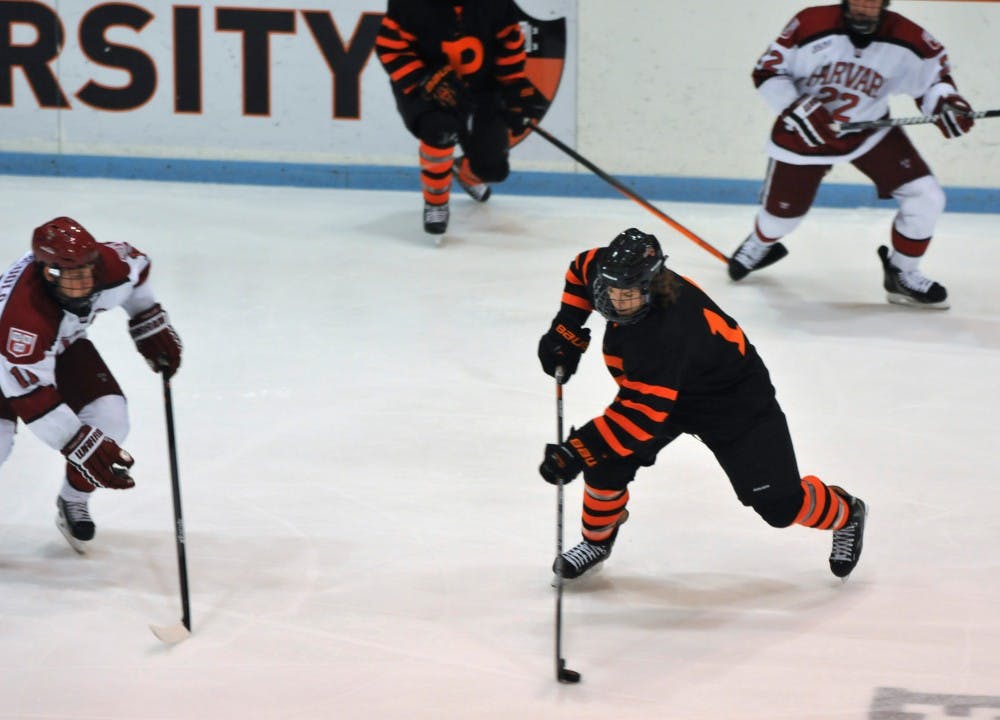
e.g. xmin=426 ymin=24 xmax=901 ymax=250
xmin=593 ymin=228 xmax=666 ymax=324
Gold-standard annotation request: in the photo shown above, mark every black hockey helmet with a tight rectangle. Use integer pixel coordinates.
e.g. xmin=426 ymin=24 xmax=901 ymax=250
xmin=593 ymin=228 xmax=666 ymax=324
xmin=841 ymin=0 xmax=890 ymax=37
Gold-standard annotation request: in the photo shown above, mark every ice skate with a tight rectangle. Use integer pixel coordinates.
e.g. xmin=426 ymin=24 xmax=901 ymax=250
xmin=828 ymin=488 xmax=867 ymax=579
xmin=452 ymin=157 xmax=491 ymax=202
xmin=729 ymin=233 xmax=788 ymax=280
xmin=553 ymin=511 xmax=628 ymax=584
xmin=877 ymin=246 xmax=949 ymax=309
xmin=423 ymin=201 xmax=450 ymax=235
xmin=56 ymin=496 xmax=95 ymax=554
xmin=728 ymin=233 xmax=788 ymax=280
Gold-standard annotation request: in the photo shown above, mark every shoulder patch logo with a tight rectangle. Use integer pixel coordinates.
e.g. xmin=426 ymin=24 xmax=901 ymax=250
xmin=7 ymin=328 xmax=38 ymax=358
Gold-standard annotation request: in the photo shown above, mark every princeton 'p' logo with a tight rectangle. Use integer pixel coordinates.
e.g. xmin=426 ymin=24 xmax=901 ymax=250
xmin=7 ymin=328 xmax=38 ymax=358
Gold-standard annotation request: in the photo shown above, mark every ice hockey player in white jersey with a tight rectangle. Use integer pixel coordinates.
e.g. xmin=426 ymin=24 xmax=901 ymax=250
xmin=0 ymin=217 xmax=182 ymax=552
xmin=729 ymin=0 xmax=975 ymax=309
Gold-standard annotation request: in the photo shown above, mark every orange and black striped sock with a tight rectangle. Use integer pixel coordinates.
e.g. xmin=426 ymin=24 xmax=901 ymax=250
xmin=794 ymin=475 xmax=849 ymax=531
xmin=582 ymin=484 xmax=629 ymax=544
xmin=419 ymin=142 xmax=453 ymax=206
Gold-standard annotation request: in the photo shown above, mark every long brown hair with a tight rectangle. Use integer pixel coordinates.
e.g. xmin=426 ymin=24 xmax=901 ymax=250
xmin=650 ymin=268 xmax=682 ymax=309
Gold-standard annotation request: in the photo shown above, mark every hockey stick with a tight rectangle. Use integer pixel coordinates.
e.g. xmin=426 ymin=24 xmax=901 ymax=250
xmin=552 ymin=366 xmax=581 ymax=684
xmin=527 ymin=122 xmax=728 ymax=264
xmin=838 ymin=108 xmax=1000 ymax=132
xmin=150 ymin=373 xmax=191 ymax=644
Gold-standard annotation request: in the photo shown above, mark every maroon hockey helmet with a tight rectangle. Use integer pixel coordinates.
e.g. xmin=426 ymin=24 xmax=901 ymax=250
xmin=31 ymin=217 xmax=99 ymax=268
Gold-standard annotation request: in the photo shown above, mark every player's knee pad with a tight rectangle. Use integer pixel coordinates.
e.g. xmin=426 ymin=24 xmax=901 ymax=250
xmin=78 ymin=394 xmax=129 ymax=444
xmin=755 ymin=208 xmax=805 ymax=241
xmin=892 ymin=175 xmax=945 ymax=239
xmin=416 ymin=111 xmax=460 ymax=148
xmin=0 ymin=419 xmax=16 ymax=465
xmin=752 ymin=489 xmax=803 ymax=529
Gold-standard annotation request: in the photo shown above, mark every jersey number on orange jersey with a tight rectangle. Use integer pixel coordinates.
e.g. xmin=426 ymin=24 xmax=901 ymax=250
xmin=703 ymin=308 xmax=746 ymax=356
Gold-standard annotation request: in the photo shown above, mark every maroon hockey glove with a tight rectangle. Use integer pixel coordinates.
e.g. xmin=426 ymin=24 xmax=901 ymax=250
xmin=538 ymin=321 xmax=591 ymax=382
xmin=932 ymin=94 xmax=975 ymax=139
xmin=62 ymin=425 xmax=135 ymax=489
xmin=129 ymin=304 xmax=182 ymax=379
xmin=419 ymin=65 xmax=466 ymax=110
xmin=539 ymin=442 xmax=585 ymax=485
xmin=502 ymin=79 xmax=547 ymax=129
xmin=781 ymin=95 xmax=838 ymax=148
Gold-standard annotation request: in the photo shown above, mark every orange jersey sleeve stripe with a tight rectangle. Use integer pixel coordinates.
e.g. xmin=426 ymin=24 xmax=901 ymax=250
xmin=618 ymin=398 xmax=668 ymax=422
xmin=564 ymin=267 xmax=585 ymax=285
xmin=580 ymin=248 xmax=598 ymax=282
xmin=603 ymin=354 xmax=623 ymax=371
xmin=604 ymin=408 xmax=653 ymax=442
xmin=390 ymin=60 xmax=424 ymax=82
xmin=593 ymin=416 xmax=633 ymax=456
xmin=496 ymin=52 xmax=527 ymax=67
xmin=620 ymin=377 xmax=678 ymax=400
xmin=561 ymin=293 xmax=591 ymax=311
xmin=376 ymin=37 xmax=410 ymax=51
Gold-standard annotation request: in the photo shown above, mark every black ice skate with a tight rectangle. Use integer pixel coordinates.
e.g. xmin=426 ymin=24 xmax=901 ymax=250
xmin=423 ymin=202 xmax=449 ymax=235
xmin=728 ymin=233 xmax=789 ymax=280
xmin=553 ymin=512 xmax=628 ymax=584
xmin=828 ymin=489 xmax=867 ymax=579
xmin=452 ymin=157 xmax=491 ymax=203
xmin=877 ymin=246 xmax=949 ymax=309
xmin=56 ymin=496 xmax=95 ymax=554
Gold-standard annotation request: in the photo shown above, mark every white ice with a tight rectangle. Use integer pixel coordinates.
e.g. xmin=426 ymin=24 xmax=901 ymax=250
xmin=0 ymin=175 xmax=998 ymax=719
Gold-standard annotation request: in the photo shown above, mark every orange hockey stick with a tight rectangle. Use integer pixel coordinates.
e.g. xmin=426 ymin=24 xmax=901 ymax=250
xmin=528 ymin=122 xmax=727 ymax=264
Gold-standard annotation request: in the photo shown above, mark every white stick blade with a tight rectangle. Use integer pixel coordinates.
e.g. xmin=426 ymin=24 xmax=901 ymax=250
xmin=150 ymin=622 xmax=191 ymax=644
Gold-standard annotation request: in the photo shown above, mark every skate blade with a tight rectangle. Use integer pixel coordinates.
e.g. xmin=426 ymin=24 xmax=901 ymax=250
xmin=150 ymin=622 xmax=191 ymax=644
xmin=886 ymin=292 xmax=950 ymax=310
xmin=56 ymin=518 xmax=88 ymax=555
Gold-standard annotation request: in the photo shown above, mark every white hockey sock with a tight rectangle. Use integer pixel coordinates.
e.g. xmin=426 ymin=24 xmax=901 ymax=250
xmin=60 ymin=478 xmax=92 ymax=503
xmin=888 ymin=248 xmax=920 ymax=273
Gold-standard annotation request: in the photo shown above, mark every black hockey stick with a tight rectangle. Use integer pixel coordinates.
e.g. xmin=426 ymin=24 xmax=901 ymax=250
xmin=838 ymin=108 xmax=1000 ymax=132
xmin=150 ymin=373 xmax=191 ymax=644
xmin=553 ymin=367 xmax=581 ymax=684
xmin=527 ymin=122 xmax=728 ymax=264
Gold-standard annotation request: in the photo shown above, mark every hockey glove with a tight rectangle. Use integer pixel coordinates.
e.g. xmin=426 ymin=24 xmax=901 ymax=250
xmin=419 ymin=65 xmax=466 ymax=110
xmin=538 ymin=321 xmax=591 ymax=382
xmin=502 ymin=79 xmax=547 ymax=129
xmin=933 ymin=94 xmax=975 ymax=139
xmin=539 ymin=442 xmax=584 ymax=485
xmin=129 ymin=304 xmax=183 ymax=379
xmin=781 ymin=95 xmax=838 ymax=148
xmin=62 ymin=425 xmax=135 ymax=489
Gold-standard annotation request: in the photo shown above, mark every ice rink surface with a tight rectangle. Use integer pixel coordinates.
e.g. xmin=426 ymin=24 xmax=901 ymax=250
xmin=0 ymin=175 xmax=997 ymax=719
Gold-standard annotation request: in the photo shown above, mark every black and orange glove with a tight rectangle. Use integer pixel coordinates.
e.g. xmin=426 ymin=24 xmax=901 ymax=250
xmin=419 ymin=65 xmax=466 ymax=110
xmin=932 ymin=93 xmax=975 ymax=138
xmin=539 ymin=442 xmax=584 ymax=485
xmin=537 ymin=321 xmax=590 ymax=382
xmin=501 ymin=78 xmax=547 ymax=129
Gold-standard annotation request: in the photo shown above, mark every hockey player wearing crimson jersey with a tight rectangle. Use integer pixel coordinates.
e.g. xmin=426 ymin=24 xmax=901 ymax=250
xmin=537 ymin=228 xmax=867 ymax=582
xmin=729 ymin=0 xmax=975 ymax=309
xmin=375 ymin=0 xmax=547 ymax=235
xmin=0 ymin=217 xmax=182 ymax=553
